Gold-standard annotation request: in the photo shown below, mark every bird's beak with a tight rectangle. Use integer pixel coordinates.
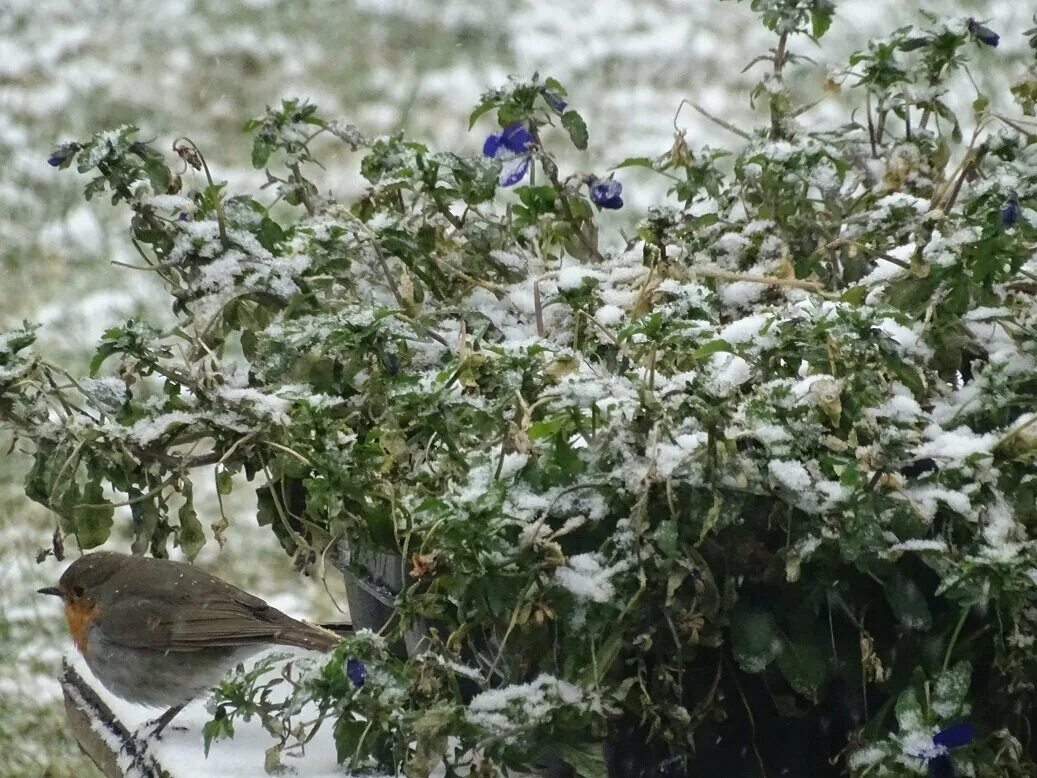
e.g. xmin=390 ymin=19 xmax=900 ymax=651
xmin=37 ymin=586 xmax=63 ymax=597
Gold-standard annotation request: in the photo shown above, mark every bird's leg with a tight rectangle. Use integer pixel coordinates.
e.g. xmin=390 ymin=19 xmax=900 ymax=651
xmin=146 ymin=702 xmax=187 ymax=738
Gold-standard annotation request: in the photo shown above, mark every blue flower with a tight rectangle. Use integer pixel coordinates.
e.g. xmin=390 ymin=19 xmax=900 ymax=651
xmin=913 ymin=721 xmax=975 ymax=778
xmin=346 ymin=657 xmax=367 ymax=687
xmin=483 ymin=123 xmax=536 ymax=187
xmin=1000 ymin=194 xmax=1020 ymax=228
xmin=968 ymin=18 xmax=1000 ymax=47
xmin=47 ymin=142 xmax=81 ymax=168
xmin=544 ymin=91 xmax=568 ymax=114
xmin=589 ymin=177 xmax=624 ymax=210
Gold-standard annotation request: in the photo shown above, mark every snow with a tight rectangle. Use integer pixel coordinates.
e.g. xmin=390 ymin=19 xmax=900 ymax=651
xmin=128 ymin=411 xmax=200 ymax=446
xmin=215 ymin=387 xmax=292 ymax=424
xmin=65 ymin=650 xmax=360 ymax=778
xmin=718 ymin=313 xmax=775 ymax=347
xmin=888 ymin=539 xmax=950 ymax=554
xmin=876 ymin=317 xmax=932 ymax=361
xmin=900 ymin=487 xmax=974 ymax=521
xmin=556 ymin=266 xmax=601 ymax=290
xmin=705 ymin=352 xmax=751 ymax=395
xmin=467 ymin=674 xmax=586 ymax=738
xmin=768 ymin=459 xmax=812 ymax=492
xmin=980 ymin=500 xmax=1025 ymax=563
xmin=594 ymin=303 xmax=625 ymax=325
xmin=554 ymin=553 xmax=624 ymax=604
xmin=866 ymin=393 xmax=923 ymax=422
xmin=912 ymin=424 xmax=998 ymax=465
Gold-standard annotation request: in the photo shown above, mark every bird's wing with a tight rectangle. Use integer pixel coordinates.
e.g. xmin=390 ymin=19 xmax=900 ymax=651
xmin=97 ymin=593 xmax=339 ymax=652
xmin=94 ymin=560 xmax=339 ymax=653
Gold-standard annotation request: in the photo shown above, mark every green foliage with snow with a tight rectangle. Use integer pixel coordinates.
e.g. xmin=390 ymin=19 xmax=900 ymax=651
xmin=4 ymin=2 xmax=1037 ymax=775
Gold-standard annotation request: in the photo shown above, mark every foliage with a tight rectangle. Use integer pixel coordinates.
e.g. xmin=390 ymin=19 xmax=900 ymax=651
xmin=4 ymin=3 xmax=1037 ymax=775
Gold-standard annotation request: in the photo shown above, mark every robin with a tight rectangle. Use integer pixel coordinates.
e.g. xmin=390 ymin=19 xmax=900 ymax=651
xmin=38 ymin=551 xmax=341 ymax=736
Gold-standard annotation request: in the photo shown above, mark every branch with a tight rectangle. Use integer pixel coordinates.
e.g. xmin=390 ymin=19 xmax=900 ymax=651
xmin=59 ymin=660 xmax=168 ymax=778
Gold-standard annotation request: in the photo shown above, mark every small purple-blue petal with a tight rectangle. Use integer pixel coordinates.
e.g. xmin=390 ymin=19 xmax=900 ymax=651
xmin=927 ymin=754 xmax=955 ymax=778
xmin=968 ymin=19 xmax=1000 ymax=47
xmin=483 ymin=132 xmax=503 ymax=158
xmin=1000 ymin=199 xmax=1019 ymax=227
xmin=590 ymin=178 xmax=624 ymax=210
xmin=346 ymin=657 xmax=367 ymax=687
xmin=933 ymin=721 xmax=975 ymax=749
xmin=500 ymin=123 xmax=535 ymax=154
xmin=47 ymin=142 xmax=80 ymax=168
xmin=545 ymin=91 xmax=568 ymax=113
xmin=500 ymin=156 xmax=531 ymax=187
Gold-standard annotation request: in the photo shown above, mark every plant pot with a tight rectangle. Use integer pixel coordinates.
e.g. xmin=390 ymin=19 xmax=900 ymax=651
xmin=333 ymin=539 xmax=430 ymax=657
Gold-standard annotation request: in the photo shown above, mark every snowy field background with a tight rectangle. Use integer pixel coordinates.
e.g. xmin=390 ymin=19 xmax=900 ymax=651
xmin=1 ymin=0 xmax=1031 ymax=774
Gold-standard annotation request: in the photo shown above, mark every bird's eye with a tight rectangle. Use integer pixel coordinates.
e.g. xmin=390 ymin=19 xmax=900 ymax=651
xmin=72 ymin=585 xmax=85 ymax=598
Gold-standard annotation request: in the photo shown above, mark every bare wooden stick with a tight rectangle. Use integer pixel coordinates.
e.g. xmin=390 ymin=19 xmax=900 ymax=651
xmin=60 ymin=660 xmax=168 ymax=778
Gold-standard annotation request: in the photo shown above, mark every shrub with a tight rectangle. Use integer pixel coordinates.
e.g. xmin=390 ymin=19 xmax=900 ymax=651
xmin=5 ymin=2 xmax=1037 ymax=775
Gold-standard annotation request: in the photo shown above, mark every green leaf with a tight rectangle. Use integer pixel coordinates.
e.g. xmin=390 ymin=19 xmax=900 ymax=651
xmin=203 ymin=711 xmax=234 ymax=757
xmin=730 ymin=609 xmax=782 ymax=673
xmin=614 ymin=156 xmax=656 ymax=170
xmin=142 ymin=157 xmax=171 ymax=193
xmin=216 ymin=470 xmax=234 ymax=495
xmin=777 ymin=635 xmax=830 ymax=700
xmin=178 ymin=498 xmax=205 ymax=560
xmin=886 ymin=571 xmax=932 ymax=630
xmin=130 ymin=495 xmax=162 ymax=555
xmin=972 ymin=95 xmax=990 ymax=120
xmin=894 ymin=686 xmax=924 ymax=731
xmin=252 ymin=139 xmax=273 ymax=169
xmin=561 ymin=110 xmax=589 ymax=150
xmin=468 ymin=100 xmax=500 ymax=130
xmin=77 ymin=480 xmax=115 ymax=549
xmin=692 ymin=339 xmax=734 ymax=359
xmin=557 ymin=741 xmax=608 ymax=778
xmin=810 ymin=2 xmax=835 ymax=40
xmin=334 ymin=716 xmax=368 ymax=764
xmin=544 ymin=77 xmax=568 ymax=98
xmin=841 ymin=285 xmax=868 ymax=305
xmin=515 ymin=185 xmax=557 ymax=217
xmin=932 ymin=661 xmax=971 ymax=718
xmin=528 ymin=416 xmax=567 ymax=440
xmin=89 ymin=345 xmax=119 ymax=377
xmin=257 ymin=216 xmax=286 ymax=252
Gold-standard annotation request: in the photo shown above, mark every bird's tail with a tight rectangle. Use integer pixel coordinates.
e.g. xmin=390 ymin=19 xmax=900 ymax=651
xmin=276 ymin=620 xmax=351 ymax=653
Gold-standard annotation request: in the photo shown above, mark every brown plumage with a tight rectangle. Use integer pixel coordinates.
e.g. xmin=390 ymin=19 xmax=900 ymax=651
xmin=39 ymin=551 xmax=340 ymax=735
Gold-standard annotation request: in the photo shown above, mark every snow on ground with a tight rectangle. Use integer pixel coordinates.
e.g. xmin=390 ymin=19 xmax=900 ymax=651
xmin=65 ymin=649 xmax=356 ymax=778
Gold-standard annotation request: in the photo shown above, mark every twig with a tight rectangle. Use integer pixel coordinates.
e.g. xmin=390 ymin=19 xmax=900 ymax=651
xmin=691 ymin=267 xmax=831 ymax=295
xmin=59 ymin=660 xmax=166 ymax=778
xmin=692 ymin=103 xmax=752 ymax=141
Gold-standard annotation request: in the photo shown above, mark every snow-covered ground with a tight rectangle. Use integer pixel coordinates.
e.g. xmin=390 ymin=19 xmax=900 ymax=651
xmin=64 ymin=649 xmax=356 ymax=778
xmin=2 ymin=0 xmax=1033 ymax=774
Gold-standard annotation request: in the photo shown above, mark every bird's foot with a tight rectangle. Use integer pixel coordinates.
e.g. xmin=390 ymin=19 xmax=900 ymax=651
xmin=138 ymin=703 xmax=188 ymax=740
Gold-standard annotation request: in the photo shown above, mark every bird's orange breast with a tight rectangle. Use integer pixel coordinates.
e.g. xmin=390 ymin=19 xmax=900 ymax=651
xmin=64 ymin=599 xmax=100 ymax=654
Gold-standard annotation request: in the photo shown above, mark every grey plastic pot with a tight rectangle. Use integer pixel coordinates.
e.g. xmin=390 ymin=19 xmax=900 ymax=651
xmin=333 ymin=539 xmax=431 ymax=657
xmin=334 ymin=540 xmax=599 ymax=777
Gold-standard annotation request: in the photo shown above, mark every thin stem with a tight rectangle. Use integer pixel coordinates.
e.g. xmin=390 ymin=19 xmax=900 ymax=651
xmin=691 ymin=103 xmax=752 ymax=141
xmin=943 ymin=607 xmax=970 ymax=672
xmin=173 ymin=137 xmax=227 ymax=245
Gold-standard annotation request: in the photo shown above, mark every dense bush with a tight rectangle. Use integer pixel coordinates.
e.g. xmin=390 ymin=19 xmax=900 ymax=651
xmin=4 ymin=1 xmax=1037 ymax=775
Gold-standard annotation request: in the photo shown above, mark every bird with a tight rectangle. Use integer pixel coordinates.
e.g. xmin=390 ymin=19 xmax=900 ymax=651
xmin=38 ymin=551 xmax=341 ymax=736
